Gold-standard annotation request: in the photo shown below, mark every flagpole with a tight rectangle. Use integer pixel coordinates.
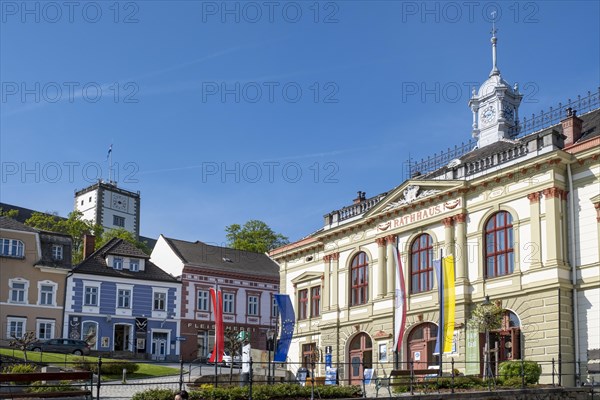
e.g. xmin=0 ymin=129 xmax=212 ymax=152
xmin=439 ymin=249 xmax=444 ymax=377
xmin=214 ymin=280 xmax=219 ymax=387
xmin=109 ymin=145 xmax=113 ymax=183
xmin=394 ymin=236 xmax=399 ymax=370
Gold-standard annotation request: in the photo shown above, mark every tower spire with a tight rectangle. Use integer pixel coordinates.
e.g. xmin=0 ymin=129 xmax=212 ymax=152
xmin=490 ymin=11 xmax=500 ymax=77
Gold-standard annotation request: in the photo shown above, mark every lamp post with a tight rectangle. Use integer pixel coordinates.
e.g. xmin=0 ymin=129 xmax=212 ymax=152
xmin=266 ymin=329 xmax=275 ymax=384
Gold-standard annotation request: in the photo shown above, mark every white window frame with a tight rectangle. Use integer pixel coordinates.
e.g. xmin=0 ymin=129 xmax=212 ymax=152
xmin=223 ymin=292 xmax=235 ymax=314
xmin=6 ymin=317 xmax=27 ymax=339
xmin=197 ymin=290 xmax=210 ymax=312
xmin=38 ymin=281 xmax=57 ymax=306
xmin=36 ymin=319 xmax=55 ymax=340
xmin=9 ymin=278 xmax=29 ymax=304
xmin=84 ymin=286 xmax=99 ymax=306
xmin=129 ymin=258 xmax=139 ymax=272
xmin=247 ymin=295 xmax=259 ymax=316
xmin=117 ymin=288 xmax=131 ymax=309
xmin=51 ymin=244 xmax=63 ymax=261
xmin=1 ymin=238 xmax=25 ymax=258
xmin=115 ymin=283 xmax=134 ymax=316
xmin=154 ymin=291 xmax=166 ymax=311
xmin=113 ymin=257 xmax=123 ymax=270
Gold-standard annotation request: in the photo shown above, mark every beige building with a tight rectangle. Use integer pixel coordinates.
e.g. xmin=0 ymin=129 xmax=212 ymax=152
xmin=0 ymin=217 xmax=73 ymax=346
xmin=270 ymin=40 xmax=599 ymax=386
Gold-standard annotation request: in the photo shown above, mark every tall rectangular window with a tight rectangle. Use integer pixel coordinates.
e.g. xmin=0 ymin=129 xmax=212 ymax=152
xmin=7 ymin=318 xmax=26 ymax=339
xmin=118 ymin=289 xmax=131 ymax=308
xmin=84 ymin=286 xmax=98 ymax=306
xmin=40 ymin=284 xmax=54 ymax=305
xmin=271 ymin=296 xmax=278 ymax=318
xmin=302 ymin=343 xmax=316 ymax=368
xmin=37 ymin=320 xmax=54 ymax=340
xmin=223 ymin=293 xmax=235 ymax=314
xmin=51 ymin=245 xmax=63 ymax=260
xmin=247 ymin=295 xmax=259 ymax=316
xmin=310 ymin=286 xmax=321 ymax=318
xmin=10 ymin=282 xmax=26 ymax=303
xmin=154 ymin=292 xmax=166 ymax=311
xmin=197 ymin=290 xmax=209 ymax=311
xmin=298 ymin=289 xmax=308 ymax=320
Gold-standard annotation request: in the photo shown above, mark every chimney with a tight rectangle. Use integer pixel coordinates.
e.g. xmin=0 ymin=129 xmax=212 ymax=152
xmin=83 ymin=235 xmax=95 ymax=259
xmin=561 ymin=107 xmax=583 ymax=147
xmin=353 ymin=191 xmax=362 ymax=204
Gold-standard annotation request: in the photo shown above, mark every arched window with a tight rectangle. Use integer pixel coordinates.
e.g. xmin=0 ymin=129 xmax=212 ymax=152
xmin=484 ymin=211 xmax=514 ymax=278
xmin=350 ymin=252 xmax=369 ymax=306
xmin=410 ymin=234 xmax=433 ymax=293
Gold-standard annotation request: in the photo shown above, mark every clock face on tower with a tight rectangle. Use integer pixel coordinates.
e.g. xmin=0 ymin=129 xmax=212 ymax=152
xmin=111 ymin=194 xmax=128 ymax=211
xmin=503 ymin=106 xmax=515 ymax=122
xmin=482 ymin=105 xmax=496 ymax=125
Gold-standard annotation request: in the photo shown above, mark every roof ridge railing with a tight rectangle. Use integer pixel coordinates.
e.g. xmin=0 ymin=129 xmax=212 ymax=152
xmin=406 ymin=88 xmax=600 ymax=179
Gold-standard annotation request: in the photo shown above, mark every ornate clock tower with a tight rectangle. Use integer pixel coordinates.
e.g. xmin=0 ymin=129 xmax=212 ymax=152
xmin=469 ymin=26 xmax=523 ymax=147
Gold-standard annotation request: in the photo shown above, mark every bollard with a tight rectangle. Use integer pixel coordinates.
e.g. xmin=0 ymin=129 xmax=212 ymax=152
xmin=179 ymin=359 xmax=184 ymax=392
xmin=96 ymin=357 xmax=102 ymax=400
xmin=122 ymin=368 xmax=127 ymax=384
xmin=451 ymin=359 xmax=455 ymax=394
xmin=249 ymin=358 xmax=253 ymax=400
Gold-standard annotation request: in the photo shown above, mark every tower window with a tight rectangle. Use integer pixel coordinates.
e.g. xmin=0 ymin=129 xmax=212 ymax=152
xmin=113 ymin=215 xmax=125 ymax=227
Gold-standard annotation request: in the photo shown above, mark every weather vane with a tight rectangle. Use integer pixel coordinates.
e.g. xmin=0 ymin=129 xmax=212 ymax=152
xmin=490 ymin=11 xmax=497 ymax=37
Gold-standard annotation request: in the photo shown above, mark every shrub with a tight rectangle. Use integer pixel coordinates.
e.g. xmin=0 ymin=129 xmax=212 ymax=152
xmin=133 ymin=383 xmax=362 ymax=400
xmin=498 ymin=360 xmax=541 ymax=385
xmin=73 ymin=357 xmax=139 ymax=375
xmin=27 ymin=380 xmax=80 ymax=393
xmin=2 ymin=363 xmax=37 ymax=374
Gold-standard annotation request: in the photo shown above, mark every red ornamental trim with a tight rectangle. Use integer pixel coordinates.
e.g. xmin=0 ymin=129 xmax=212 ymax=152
xmin=595 ymin=203 xmax=600 ymax=223
xmin=542 ymin=187 xmax=566 ymax=199
xmin=376 ymin=237 xmax=386 ymax=247
xmin=527 ymin=192 xmax=541 ymax=203
xmin=385 ymin=235 xmax=397 ymax=245
xmin=453 ymin=213 xmax=467 ymax=223
xmin=442 ymin=217 xmax=454 ymax=227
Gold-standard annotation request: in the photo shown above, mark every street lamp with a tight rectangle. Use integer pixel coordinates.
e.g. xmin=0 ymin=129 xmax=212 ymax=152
xmin=266 ymin=329 xmax=275 ymax=384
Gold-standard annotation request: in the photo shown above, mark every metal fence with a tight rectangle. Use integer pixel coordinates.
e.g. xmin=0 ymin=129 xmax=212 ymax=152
xmin=1 ymin=351 xmax=599 ymax=399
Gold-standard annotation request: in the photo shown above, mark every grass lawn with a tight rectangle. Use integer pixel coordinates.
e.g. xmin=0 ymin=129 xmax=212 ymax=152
xmin=0 ymin=348 xmax=182 ymax=380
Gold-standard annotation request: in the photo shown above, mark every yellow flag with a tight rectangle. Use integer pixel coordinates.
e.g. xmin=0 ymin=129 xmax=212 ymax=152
xmin=442 ymin=256 xmax=455 ymax=353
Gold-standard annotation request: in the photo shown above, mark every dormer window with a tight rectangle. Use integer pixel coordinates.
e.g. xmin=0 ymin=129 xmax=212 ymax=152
xmin=113 ymin=257 xmax=123 ymax=270
xmin=51 ymin=245 xmax=63 ymax=261
xmin=129 ymin=259 xmax=139 ymax=272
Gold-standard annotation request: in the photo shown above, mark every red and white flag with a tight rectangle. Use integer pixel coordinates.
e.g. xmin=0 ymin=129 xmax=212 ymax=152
xmin=208 ymin=288 xmax=224 ymax=363
xmin=393 ymin=248 xmax=407 ymax=352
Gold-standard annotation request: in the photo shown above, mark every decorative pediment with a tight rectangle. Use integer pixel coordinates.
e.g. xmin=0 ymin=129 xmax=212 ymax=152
xmin=291 ymin=271 xmax=323 ymax=285
xmin=366 ymin=180 xmax=466 ymax=217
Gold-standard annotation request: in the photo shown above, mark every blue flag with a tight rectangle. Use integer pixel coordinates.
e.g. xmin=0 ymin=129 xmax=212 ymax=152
xmin=274 ymin=294 xmax=295 ymax=362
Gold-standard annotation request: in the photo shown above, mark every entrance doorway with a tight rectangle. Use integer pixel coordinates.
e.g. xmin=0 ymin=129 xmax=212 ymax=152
xmin=407 ymin=323 xmax=438 ymax=370
xmin=152 ymin=332 xmax=169 ymax=360
xmin=114 ymin=325 xmax=132 ymax=352
xmin=348 ymin=333 xmax=372 ymax=385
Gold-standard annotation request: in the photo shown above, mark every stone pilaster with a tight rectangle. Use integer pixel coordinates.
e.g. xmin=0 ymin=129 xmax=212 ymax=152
xmin=322 ymin=254 xmax=331 ymax=311
xmin=329 ymin=253 xmax=340 ymax=308
xmin=385 ymin=235 xmax=396 ymax=296
xmin=453 ymin=213 xmax=467 ymax=281
xmin=527 ymin=192 xmax=542 ymax=268
xmin=543 ymin=187 xmax=567 ymax=265
xmin=376 ymin=237 xmax=386 ymax=299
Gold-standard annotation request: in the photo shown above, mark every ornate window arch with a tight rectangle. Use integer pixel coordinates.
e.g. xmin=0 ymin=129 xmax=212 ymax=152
xmin=484 ymin=211 xmax=514 ymax=278
xmin=410 ymin=234 xmax=434 ymax=293
xmin=350 ymin=252 xmax=369 ymax=306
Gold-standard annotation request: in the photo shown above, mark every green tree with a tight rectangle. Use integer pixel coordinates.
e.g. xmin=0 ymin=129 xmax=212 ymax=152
xmin=96 ymin=228 xmax=151 ymax=255
xmin=0 ymin=208 xmax=19 ymax=218
xmin=25 ymin=211 xmax=104 ymax=264
xmin=225 ymin=220 xmax=289 ymax=253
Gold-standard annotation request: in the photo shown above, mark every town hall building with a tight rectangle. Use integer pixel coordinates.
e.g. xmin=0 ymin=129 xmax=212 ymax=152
xmin=270 ymin=31 xmax=599 ymax=386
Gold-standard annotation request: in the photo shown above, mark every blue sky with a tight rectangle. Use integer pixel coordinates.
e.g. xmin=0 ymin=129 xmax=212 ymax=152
xmin=1 ymin=1 xmax=599 ymax=246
